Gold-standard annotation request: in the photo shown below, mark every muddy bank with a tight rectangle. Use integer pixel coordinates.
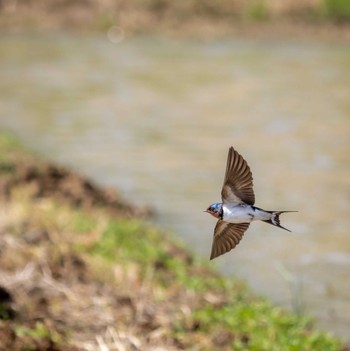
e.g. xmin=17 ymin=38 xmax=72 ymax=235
xmin=0 ymin=139 xmax=236 ymax=350
xmin=0 ymin=136 xmax=211 ymax=350
xmin=0 ymin=158 xmax=150 ymax=218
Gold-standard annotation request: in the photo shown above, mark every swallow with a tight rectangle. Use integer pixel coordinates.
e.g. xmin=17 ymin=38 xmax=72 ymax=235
xmin=205 ymin=147 xmax=296 ymax=260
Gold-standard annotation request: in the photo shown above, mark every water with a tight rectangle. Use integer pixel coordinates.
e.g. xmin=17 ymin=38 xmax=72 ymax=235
xmin=1 ymin=33 xmax=350 ymax=341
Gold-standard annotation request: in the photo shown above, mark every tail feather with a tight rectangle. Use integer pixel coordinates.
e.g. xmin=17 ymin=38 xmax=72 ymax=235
xmin=263 ymin=211 xmax=297 ymax=232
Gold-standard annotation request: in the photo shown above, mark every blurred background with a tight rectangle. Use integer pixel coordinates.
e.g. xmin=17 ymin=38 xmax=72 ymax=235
xmin=1 ymin=0 xmax=350 ymax=342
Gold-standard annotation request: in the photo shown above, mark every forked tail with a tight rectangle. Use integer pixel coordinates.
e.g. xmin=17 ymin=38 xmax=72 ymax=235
xmin=263 ymin=211 xmax=297 ymax=232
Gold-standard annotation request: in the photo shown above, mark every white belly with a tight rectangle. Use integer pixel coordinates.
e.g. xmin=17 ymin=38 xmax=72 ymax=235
xmin=222 ymin=204 xmax=271 ymax=223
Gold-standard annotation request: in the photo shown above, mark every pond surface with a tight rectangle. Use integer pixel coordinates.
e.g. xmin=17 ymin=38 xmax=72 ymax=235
xmin=1 ymin=33 xmax=350 ymax=341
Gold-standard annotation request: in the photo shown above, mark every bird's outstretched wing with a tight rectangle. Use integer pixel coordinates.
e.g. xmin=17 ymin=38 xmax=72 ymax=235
xmin=210 ymin=220 xmax=250 ymax=260
xmin=221 ymin=147 xmax=255 ymax=205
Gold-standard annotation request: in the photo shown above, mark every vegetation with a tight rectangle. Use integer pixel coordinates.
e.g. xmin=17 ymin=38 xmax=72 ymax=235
xmin=0 ymin=0 xmax=349 ymax=34
xmin=322 ymin=0 xmax=350 ymax=22
xmin=0 ymin=131 xmax=346 ymax=350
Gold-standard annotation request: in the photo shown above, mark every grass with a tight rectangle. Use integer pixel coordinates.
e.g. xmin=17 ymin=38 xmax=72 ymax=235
xmin=244 ymin=0 xmax=270 ymax=22
xmin=322 ymin=0 xmax=350 ymax=23
xmin=194 ymin=302 xmax=340 ymax=351
xmin=0 ymin=131 xmax=345 ymax=350
xmin=84 ymin=213 xmax=340 ymax=350
xmin=15 ymin=322 xmax=62 ymax=343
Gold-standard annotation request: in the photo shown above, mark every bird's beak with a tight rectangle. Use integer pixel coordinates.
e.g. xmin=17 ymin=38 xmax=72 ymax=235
xmin=203 ymin=210 xmax=208 ymax=213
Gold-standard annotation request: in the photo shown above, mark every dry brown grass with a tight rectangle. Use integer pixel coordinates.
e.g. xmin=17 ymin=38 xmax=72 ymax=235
xmin=0 ymin=173 xmax=229 ymax=350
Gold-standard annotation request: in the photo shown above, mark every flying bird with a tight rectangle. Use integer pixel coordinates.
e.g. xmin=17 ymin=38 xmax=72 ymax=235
xmin=205 ymin=147 xmax=295 ymax=260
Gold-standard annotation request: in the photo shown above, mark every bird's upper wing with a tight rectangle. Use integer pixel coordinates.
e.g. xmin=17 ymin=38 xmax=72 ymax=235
xmin=221 ymin=147 xmax=255 ymax=205
xmin=210 ymin=220 xmax=250 ymax=260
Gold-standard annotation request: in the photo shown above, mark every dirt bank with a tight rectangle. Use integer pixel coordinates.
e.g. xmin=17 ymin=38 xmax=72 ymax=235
xmin=0 ymin=159 xmax=150 ymax=218
xmin=0 ymin=137 xmax=207 ymax=350
xmin=0 ymin=134 xmax=347 ymax=351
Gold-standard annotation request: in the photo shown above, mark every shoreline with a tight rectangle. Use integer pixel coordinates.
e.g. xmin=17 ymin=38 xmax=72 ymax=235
xmin=0 ymin=132 xmax=347 ymax=350
xmin=1 ymin=0 xmax=350 ymax=42
xmin=2 ymin=21 xmax=350 ymax=43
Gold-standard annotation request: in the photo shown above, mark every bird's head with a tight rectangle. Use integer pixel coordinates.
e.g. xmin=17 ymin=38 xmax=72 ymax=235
xmin=204 ymin=203 xmax=223 ymax=219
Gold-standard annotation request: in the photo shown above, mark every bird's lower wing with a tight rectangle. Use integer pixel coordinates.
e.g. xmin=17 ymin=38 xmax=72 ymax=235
xmin=210 ymin=221 xmax=250 ymax=260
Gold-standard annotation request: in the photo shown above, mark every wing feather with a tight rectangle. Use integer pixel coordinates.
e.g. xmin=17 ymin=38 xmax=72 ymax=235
xmin=221 ymin=147 xmax=255 ymax=205
xmin=210 ymin=221 xmax=250 ymax=260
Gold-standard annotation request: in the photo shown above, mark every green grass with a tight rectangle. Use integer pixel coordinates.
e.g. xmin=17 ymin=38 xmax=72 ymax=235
xmin=0 ymin=133 xmax=22 ymax=163
xmin=88 ymin=219 xmax=166 ymax=263
xmin=244 ymin=0 xmax=270 ymax=22
xmin=77 ymin=212 xmax=342 ymax=350
xmin=193 ymin=302 xmax=341 ymax=351
xmin=322 ymin=0 xmax=350 ymax=22
xmin=15 ymin=322 xmax=63 ymax=344
xmin=71 ymin=210 xmax=98 ymax=233
xmin=0 ymin=133 xmax=21 ymax=150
